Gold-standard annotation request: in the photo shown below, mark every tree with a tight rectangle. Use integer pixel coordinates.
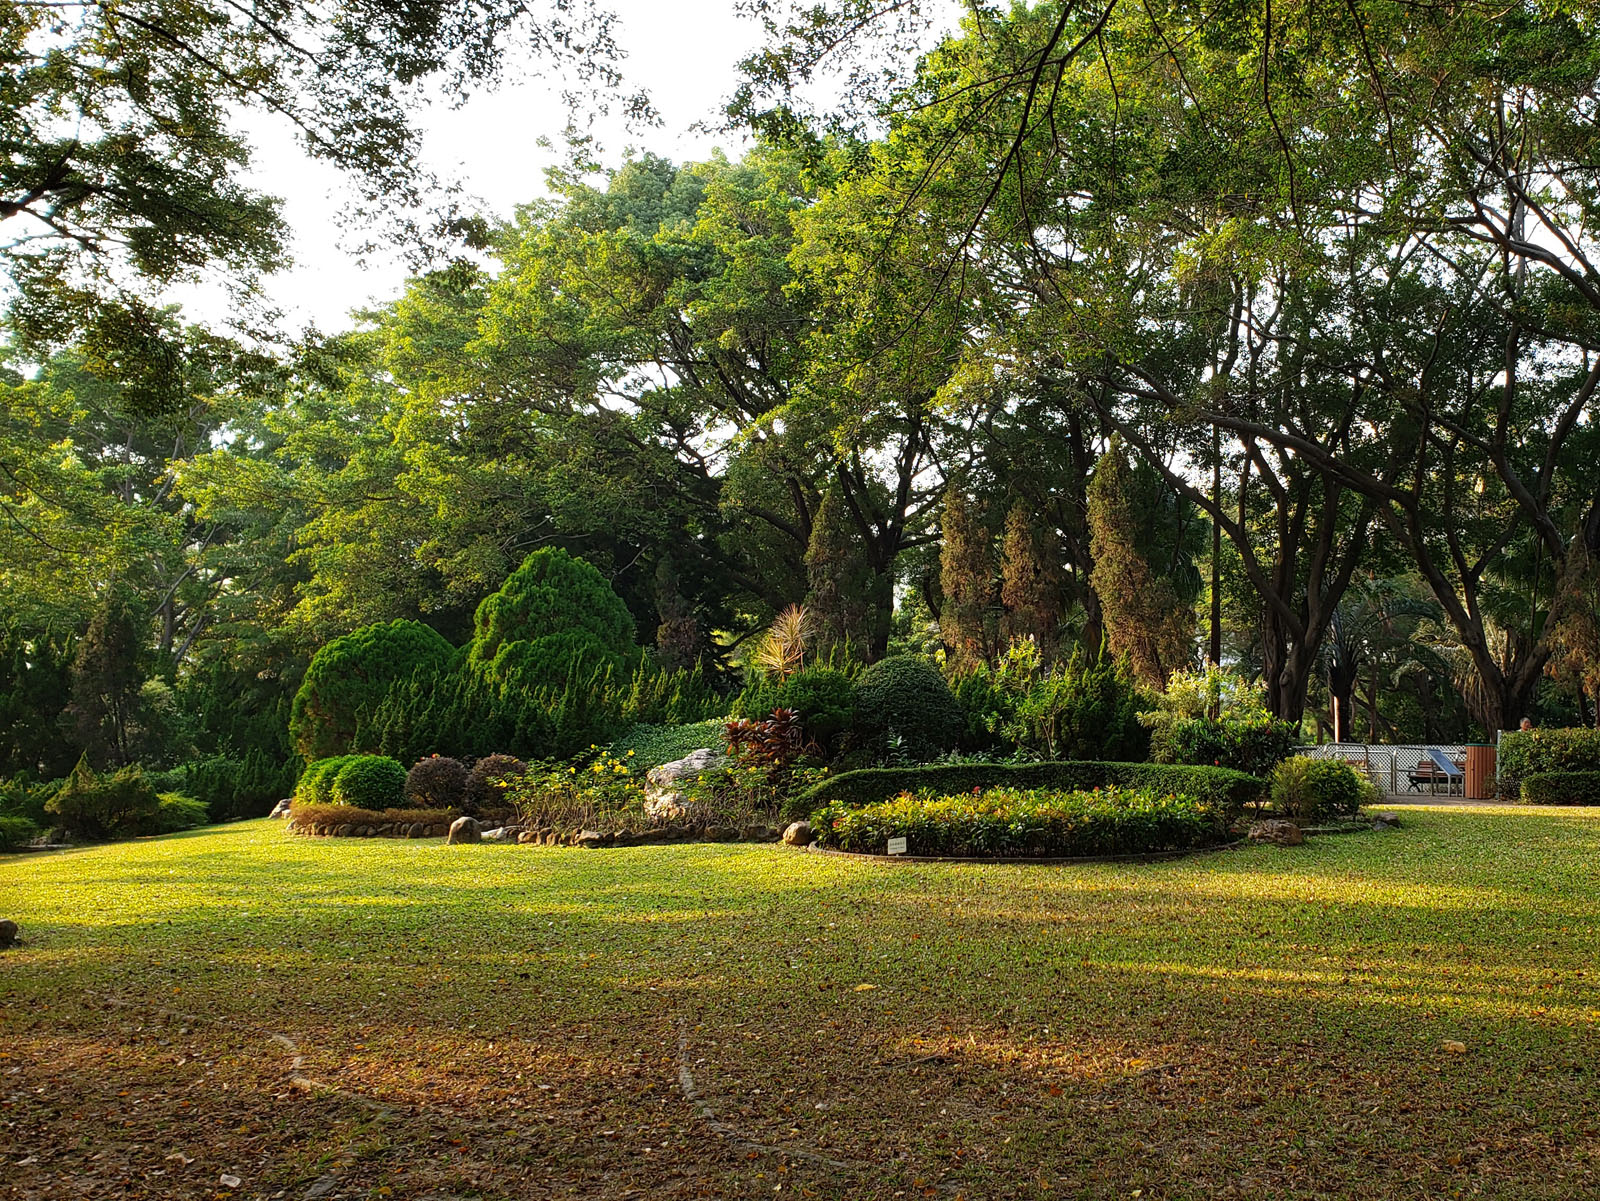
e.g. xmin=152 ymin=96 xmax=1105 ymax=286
xmin=999 ymin=501 xmax=1062 ymax=662
xmin=289 ymin=619 xmax=454 ymax=762
xmin=2 ymin=0 xmax=635 ymax=410
xmin=805 ymin=485 xmax=881 ymax=658
xmin=938 ymin=486 xmax=996 ymax=672
xmin=1086 ymin=438 xmax=1193 ymax=691
xmin=69 ymin=585 xmax=145 ymax=767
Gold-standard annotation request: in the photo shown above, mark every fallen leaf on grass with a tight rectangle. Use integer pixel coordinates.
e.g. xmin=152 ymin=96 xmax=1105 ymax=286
xmin=853 ymin=984 xmax=876 ymax=992
xmin=1441 ymin=1040 xmax=1467 ymax=1055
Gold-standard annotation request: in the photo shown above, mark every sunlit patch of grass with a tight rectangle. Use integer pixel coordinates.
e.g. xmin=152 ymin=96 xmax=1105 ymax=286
xmin=4 ymin=805 xmax=1600 ymax=1198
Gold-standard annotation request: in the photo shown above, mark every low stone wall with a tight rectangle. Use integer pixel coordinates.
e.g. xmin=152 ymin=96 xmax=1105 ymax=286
xmin=285 ymin=819 xmax=450 ymax=839
xmin=285 ymin=818 xmax=784 ymax=845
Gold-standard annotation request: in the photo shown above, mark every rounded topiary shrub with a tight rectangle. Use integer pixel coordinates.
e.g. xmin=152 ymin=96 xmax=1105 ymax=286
xmin=1270 ymin=757 xmax=1370 ymax=822
xmin=465 ymin=753 xmax=528 ymax=814
xmin=330 ymin=755 xmax=407 ymax=810
xmin=290 ymin=621 xmax=455 ymax=762
xmin=405 ymin=755 xmax=468 ymax=809
xmin=852 ymin=655 xmax=965 ymax=761
xmin=467 ymin=548 xmax=638 ymax=691
xmin=296 ymin=755 xmax=350 ymax=805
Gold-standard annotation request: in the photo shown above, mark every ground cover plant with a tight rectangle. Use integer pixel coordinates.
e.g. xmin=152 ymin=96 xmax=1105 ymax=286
xmin=4 ymin=804 xmax=1599 ymax=1199
xmin=813 ymin=785 xmax=1228 ymax=857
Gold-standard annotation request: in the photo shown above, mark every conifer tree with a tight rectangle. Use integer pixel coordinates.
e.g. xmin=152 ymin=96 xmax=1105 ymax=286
xmin=1085 ymin=438 xmax=1194 ymax=690
xmin=68 ymin=586 xmax=146 ymax=767
xmin=1000 ymin=501 xmax=1062 ymax=663
xmin=805 ymin=485 xmax=875 ymax=657
xmin=939 ymin=486 xmax=997 ymax=672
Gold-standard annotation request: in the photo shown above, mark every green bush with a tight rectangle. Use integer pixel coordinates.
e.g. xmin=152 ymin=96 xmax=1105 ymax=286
xmin=330 ymin=755 xmax=407 ymax=810
xmin=0 ymin=814 xmax=40 ymax=848
xmin=290 ymin=620 xmax=454 ymax=762
xmin=1270 ymin=757 xmax=1372 ymax=822
xmin=791 ymin=759 xmax=1263 ymax=822
xmin=144 ymin=793 xmax=210 ymax=834
xmin=0 ymin=774 xmax=57 ymax=827
xmin=155 ymin=751 xmax=298 ymax=821
xmin=852 ymin=655 xmax=965 ymax=761
xmin=734 ymin=666 xmax=857 ymax=748
xmin=950 ymin=667 xmax=1010 ymax=749
xmin=295 ymin=755 xmax=350 ymax=805
xmin=1004 ymin=654 xmax=1148 ymax=761
xmin=1497 ymin=728 xmax=1600 ymax=799
xmin=1519 ymin=771 xmax=1600 ymax=805
xmin=44 ymin=757 xmax=161 ymax=840
xmin=405 ymin=755 xmax=468 ymax=808
xmin=607 ymin=720 xmax=730 ymax=770
xmin=813 ymin=785 xmax=1230 ymax=858
xmin=1148 ymin=713 xmax=1300 ymax=776
xmin=467 ymin=548 xmax=638 ymax=691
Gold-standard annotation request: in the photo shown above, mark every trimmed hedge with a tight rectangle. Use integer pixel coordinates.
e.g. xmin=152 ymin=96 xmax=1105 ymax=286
xmin=790 ymin=760 xmax=1263 ymax=821
xmin=1520 ymin=771 xmax=1600 ymax=806
xmin=1497 ymin=728 xmax=1600 ymax=799
xmin=852 ymin=656 xmax=966 ymax=760
xmin=289 ymin=803 xmax=454 ymax=828
xmin=813 ymin=786 xmax=1229 ymax=858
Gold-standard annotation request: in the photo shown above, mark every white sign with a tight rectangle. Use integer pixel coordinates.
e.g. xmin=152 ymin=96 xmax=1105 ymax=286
xmin=886 ymin=836 xmax=908 ymax=856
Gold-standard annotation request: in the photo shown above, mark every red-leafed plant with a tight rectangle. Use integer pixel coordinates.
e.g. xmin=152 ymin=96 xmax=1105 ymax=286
xmin=726 ymin=708 xmax=805 ymax=770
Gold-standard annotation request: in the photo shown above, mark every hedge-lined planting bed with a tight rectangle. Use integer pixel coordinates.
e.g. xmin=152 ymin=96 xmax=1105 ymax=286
xmin=1497 ymin=728 xmax=1600 ymax=798
xmin=812 ymin=785 xmax=1231 ymax=858
xmin=790 ymin=760 xmax=1263 ymax=821
xmin=1520 ymin=771 xmax=1600 ymax=806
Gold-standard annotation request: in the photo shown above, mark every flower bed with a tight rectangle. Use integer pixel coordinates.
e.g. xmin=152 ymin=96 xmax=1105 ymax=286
xmin=812 ymin=785 xmax=1231 ymax=858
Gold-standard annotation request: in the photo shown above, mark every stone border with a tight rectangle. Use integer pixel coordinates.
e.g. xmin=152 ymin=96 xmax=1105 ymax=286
xmin=799 ymin=839 xmax=1245 ymax=866
xmin=284 ymin=818 xmax=787 ymax=846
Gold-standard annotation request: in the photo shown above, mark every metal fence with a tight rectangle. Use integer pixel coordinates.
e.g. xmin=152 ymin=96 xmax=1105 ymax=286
xmin=1298 ymin=743 xmax=1471 ymax=798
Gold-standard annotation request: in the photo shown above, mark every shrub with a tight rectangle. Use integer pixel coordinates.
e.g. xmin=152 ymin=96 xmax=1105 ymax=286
xmin=1497 ymin=728 xmax=1600 ymax=799
xmin=467 ymin=548 xmax=638 ymax=692
xmin=1270 ymin=757 xmax=1372 ymax=822
xmin=852 ymin=655 xmax=965 ymax=761
xmin=1003 ymin=653 xmax=1147 ymax=761
xmin=156 ymin=751 xmax=298 ymax=821
xmin=144 ymin=793 xmax=210 ymax=834
xmin=330 ymin=755 xmax=407 ymax=809
xmin=791 ymin=759 xmax=1263 ymax=822
xmin=1149 ymin=713 xmax=1300 ymax=776
xmin=813 ymin=785 xmax=1229 ymax=858
xmin=289 ymin=803 xmax=455 ymax=829
xmin=465 ymin=753 xmax=528 ymax=814
xmin=45 ymin=757 xmax=161 ymax=840
xmin=405 ymin=755 xmax=468 ymax=809
xmin=295 ymin=755 xmax=350 ymax=805
xmin=0 ymin=774 xmax=57 ymax=827
xmin=1519 ymin=771 xmax=1600 ymax=805
xmin=733 ymin=665 xmax=856 ymax=749
xmin=606 ymin=720 xmax=729 ymax=770
xmin=0 ymin=814 xmax=40 ymax=848
xmin=950 ymin=667 xmax=1010 ymax=749
xmin=290 ymin=620 xmax=454 ymax=762
xmin=726 ymin=709 xmax=805 ymax=770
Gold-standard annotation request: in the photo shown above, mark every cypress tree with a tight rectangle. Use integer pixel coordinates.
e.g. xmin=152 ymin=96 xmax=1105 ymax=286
xmin=939 ymin=486 xmax=998 ymax=672
xmin=1000 ymin=501 xmax=1063 ymax=662
xmin=1085 ymin=437 xmax=1195 ymax=690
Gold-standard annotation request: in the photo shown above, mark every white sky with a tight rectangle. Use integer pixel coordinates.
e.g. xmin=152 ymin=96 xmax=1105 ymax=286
xmin=220 ymin=0 xmax=765 ymax=334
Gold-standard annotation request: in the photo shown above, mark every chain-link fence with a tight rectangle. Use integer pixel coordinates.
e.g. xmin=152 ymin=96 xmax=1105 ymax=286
xmin=1298 ymin=743 xmax=1474 ymax=797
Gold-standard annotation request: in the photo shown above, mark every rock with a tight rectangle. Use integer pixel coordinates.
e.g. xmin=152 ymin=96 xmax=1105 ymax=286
xmin=1248 ymin=819 xmax=1304 ymax=847
xmin=268 ymin=797 xmax=292 ymax=820
xmin=644 ymin=748 xmax=728 ymax=821
xmin=335 ymin=823 xmax=355 ymax=838
xmin=1372 ymin=812 xmax=1402 ymax=829
xmin=431 ymin=823 xmax=450 ymax=837
xmin=611 ymin=830 xmax=638 ymax=847
xmin=575 ymin=829 xmax=604 ymax=848
xmin=480 ymin=826 xmax=511 ymax=843
xmin=0 ymin=919 xmax=18 ymax=948
xmin=447 ymin=816 xmax=482 ymax=845
xmin=783 ymin=821 xmax=815 ymax=847
xmin=518 ymin=829 xmax=538 ymax=844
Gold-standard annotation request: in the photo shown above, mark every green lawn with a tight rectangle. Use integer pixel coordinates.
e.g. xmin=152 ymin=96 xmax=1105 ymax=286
xmin=3 ymin=805 xmax=1598 ymax=1200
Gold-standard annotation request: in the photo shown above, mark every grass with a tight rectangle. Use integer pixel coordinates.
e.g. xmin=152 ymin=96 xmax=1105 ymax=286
xmin=2 ymin=803 xmax=1599 ymax=1199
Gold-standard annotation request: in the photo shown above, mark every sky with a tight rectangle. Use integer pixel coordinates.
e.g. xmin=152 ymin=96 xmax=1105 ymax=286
xmin=222 ymin=0 xmax=767 ymax=335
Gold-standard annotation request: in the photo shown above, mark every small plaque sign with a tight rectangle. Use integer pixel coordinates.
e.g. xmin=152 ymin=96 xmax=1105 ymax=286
xmin=886 ymin=836 xmax=908 ymax=856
